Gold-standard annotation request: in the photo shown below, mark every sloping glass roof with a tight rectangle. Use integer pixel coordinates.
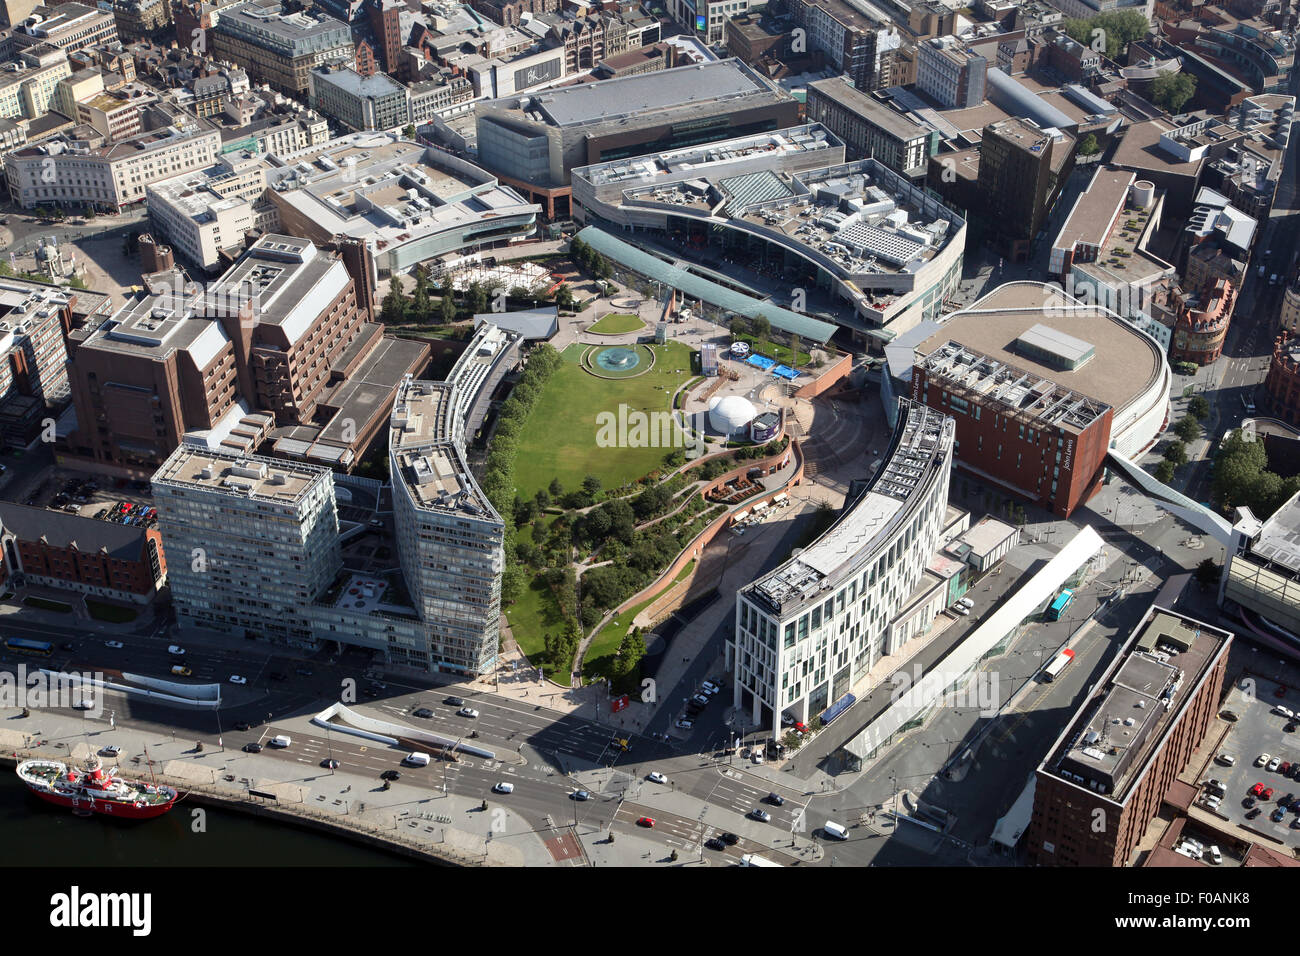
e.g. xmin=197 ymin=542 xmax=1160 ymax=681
xmin=575 ymin=226 xmax=838 ymax=343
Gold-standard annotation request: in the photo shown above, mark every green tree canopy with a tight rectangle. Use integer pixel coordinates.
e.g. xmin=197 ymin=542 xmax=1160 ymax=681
xmin=1151 ymin=71 xmax=1197 ymax=113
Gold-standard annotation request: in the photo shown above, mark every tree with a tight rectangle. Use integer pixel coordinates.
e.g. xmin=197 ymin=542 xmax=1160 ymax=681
xmin=555 ymin=283 xmax=575 ymax=312
xmin=1062 ymin=10 xmax=1150 ymax=60
xmin=534 ymin=488 xmax=551 ymax=511
xmin=1163 ymin=440 xmax=1188 ymax=466
xmin=751 ymin=314 xmax=771 ymax=341
xmin=549 ymin=477 xmax=564 ymax=499
xmin=1154 ymin=460 xmax=1176 ymax=484
xmin=403 ymin=124 xmax=417 ymax=140
xmin=380 ymin=285 xmax=407 ymax=324
xmin=1079 ymin=133 xmax=1101 ymax=156
xmin=469 ymin=280 xmax=488 ymax=315
xmin=1195 ymin=558 xmax=1220 ymax=591
xmin=1189 ymin=395 xmax=1210 ymax=419
xmin=1174 ymin=414 xmax=1201 ymax=443
xmin=729 ymin=316 xmax=749 ymax=339
xmin=581 ymin=474 xmax=602 ymax=498
xmin=1152 ymin=71 xmax=1197 ymax=113
xmin=440 ymin=292 xmax=457 ymax=323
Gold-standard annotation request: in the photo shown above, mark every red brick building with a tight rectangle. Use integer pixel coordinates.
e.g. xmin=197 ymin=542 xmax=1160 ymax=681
xmin=0 ymin=503 xmax=167 ymax=603
xmin=1265 ymin=330 xmax=1300 ymax=427
xmin=1168 ymin=277 xmax=1235 ymax=366
xmin=1025 ymin=606 xmax=1231 ymax=867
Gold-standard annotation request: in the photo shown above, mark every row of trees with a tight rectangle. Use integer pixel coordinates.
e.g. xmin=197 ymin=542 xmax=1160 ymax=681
xmin=1062 ymin=11 xmax=1150 ymax=61
xmin=1211 ymin=429 xmax=1300 ymax=519
xmin=1153 ymin=401 xmax=1208 ymax=484
xmin=569 ymin=236 xmax=613 ymax=281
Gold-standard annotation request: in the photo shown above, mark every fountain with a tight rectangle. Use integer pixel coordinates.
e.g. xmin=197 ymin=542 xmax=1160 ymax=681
xmin=594 ymin=347 xmax=642 ymax=373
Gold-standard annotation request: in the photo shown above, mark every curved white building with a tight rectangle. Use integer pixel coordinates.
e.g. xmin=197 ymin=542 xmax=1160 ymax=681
xmin=732 ymin=400 xmax=956 ymax=737
xmin=709 ymin=395 xmax=757 ymax=434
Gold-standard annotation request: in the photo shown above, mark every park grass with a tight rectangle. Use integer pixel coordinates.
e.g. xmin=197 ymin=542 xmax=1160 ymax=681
xmin=504 ymin=577 xmax=571 ymax=681
xmin=512 ymin=340 xmax=694 ymax=500
xmin=582 ymin=559 xmax=695 ymax=684
xmin=587 ymin=312 xmax=645 ymax=335
xmin=730 ymin=333 xmax=810 ymax=367
xmin=86 ymin=600 xmax=138 ymax=623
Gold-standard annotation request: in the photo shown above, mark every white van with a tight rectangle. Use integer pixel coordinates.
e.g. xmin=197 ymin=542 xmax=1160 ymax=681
xmin=403 ymin=752 xmax=431 ymax=767
xmin=822 ymin=820 xmax=849 ymax=840
xmin=268 ymin=735 xmax=291 ymax=748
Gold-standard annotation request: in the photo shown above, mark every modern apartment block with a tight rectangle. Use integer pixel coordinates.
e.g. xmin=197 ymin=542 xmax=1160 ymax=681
xmin=308 ymin=64 xmax=409 ymax=132
xmin=1025 ymin=606 xmax=1231 ymax=867
xmin=389 ymin=334 xmax=516 ymax=675
xmin=732 ymin=400 xmax=954 ymax=737
xmin=784 ymin=0 xmax=903 ymax=93
xmin=916 ymin=35 xmax=987 ymax=109
xmin=805 ymin=76 xmax=934 ymax=180
xmin=0 ymin=278 xmax=73 ymax=446
xmin=153 ymin=448 xmax=343 ymax=645
xmin=210 ymin=0 xmax=354 ymax=95
xmin=4 ymin=118 xmax=221 ymax=210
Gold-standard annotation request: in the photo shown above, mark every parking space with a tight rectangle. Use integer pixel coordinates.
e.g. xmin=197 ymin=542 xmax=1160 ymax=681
xmin=1208 ymin=675 xmax=1300 ymax=842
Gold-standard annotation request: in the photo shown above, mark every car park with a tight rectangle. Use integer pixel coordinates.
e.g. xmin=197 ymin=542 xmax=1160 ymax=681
xmin=458 ymin=707 xmax=480 ymax=718
xmin=647 ymin=772 xmax=667 ymax=784
xmin=492 ymin=782 xmax=515 ymax=794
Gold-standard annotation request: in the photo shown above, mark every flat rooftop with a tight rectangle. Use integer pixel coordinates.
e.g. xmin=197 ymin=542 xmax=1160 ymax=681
xmin=915 ymin=282 xmax=1161 ymax=416
xmin=1047 ymin=607 xmax=1231 ymax=803
xmin=1112 ymin=119 xmax=1205 ymax=177
xmin=531 ymin=58 xmax=779 ymax=128
xmin=807 ymin=76 xmax=930 ymax=142
xmin=1053 ymin=167 xmax=1134 ymax=254
xmin=1249 ymin=492 xmax=1300 ymax=573
xmin=154 ymin=447 xmax=328 ymax=506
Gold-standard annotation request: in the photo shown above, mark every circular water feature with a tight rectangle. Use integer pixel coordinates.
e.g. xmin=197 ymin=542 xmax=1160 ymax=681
xmin=594 ymin=347 xmax=641 ymax=373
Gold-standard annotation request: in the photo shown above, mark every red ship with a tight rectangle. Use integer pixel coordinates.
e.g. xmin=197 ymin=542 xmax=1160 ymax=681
xmin=17 ymin=755 xmax=179 ymax=819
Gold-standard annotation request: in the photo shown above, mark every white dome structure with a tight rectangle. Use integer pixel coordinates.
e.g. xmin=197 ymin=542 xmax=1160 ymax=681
xmin=708 ymin=395 xmax=757 ymax=434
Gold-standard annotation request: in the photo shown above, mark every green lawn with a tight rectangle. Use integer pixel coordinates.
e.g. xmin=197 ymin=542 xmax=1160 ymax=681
xmin=588 ymin=312 xmax=645 ymax=334
xmin=86 ymin=600 xmax=138 ymax=623
xmin=504 ymin=577 xmax=571 ymax=680
xmin=582 ymin=559 xmax=695 ymax=684
xmin=512 ymin=341 xmax=695 ymax=500
xmin=731 ymin=334 xmax=811 ymax=367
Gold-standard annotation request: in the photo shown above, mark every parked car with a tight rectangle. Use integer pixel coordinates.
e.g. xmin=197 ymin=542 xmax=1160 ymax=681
xmin=1256 ymin=753 xmax=1272 ymax=767
xmin=1247 ymin=807 xmax=1262 ymax=819
xmin=1209 ymin=845 xmax=1222 ymax=865
xmin=1283 ymin=762 xmax=1293 ymax=775
xmin=1268 ymin=757 xmax=1282 ymax=772
xmin=1217 ymin=753 xmax=1236 ymax=766
xmin=952 ymin=605 xmax=969 ymax=616
xmin=1273 ymin=807 xmax=1287 ymax=822
xmin=692 ymin=694 xmax=709 ymax=707
xmin=1263 ymin=787 xmax=1275 ymax=800
xmin=701 ymin=681 xmax=721 ymax=695
xmin=1244 ymin=796 xmax=1257 ymax=808
xmin=1251 ymin=782 xmax=1266 ymax=796
xmin=959 ymin=596 xmax=975 ymax=609
xmin=781 ymin=714 xmax=795 ymax=727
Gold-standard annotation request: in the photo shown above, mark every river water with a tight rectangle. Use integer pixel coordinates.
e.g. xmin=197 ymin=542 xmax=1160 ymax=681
xmin=0 ymin=771 xmax=421 ymax=866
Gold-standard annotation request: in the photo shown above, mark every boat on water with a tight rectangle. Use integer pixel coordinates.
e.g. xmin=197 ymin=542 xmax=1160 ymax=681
xmin=16 ymin=755 xmax=178 ymax=819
